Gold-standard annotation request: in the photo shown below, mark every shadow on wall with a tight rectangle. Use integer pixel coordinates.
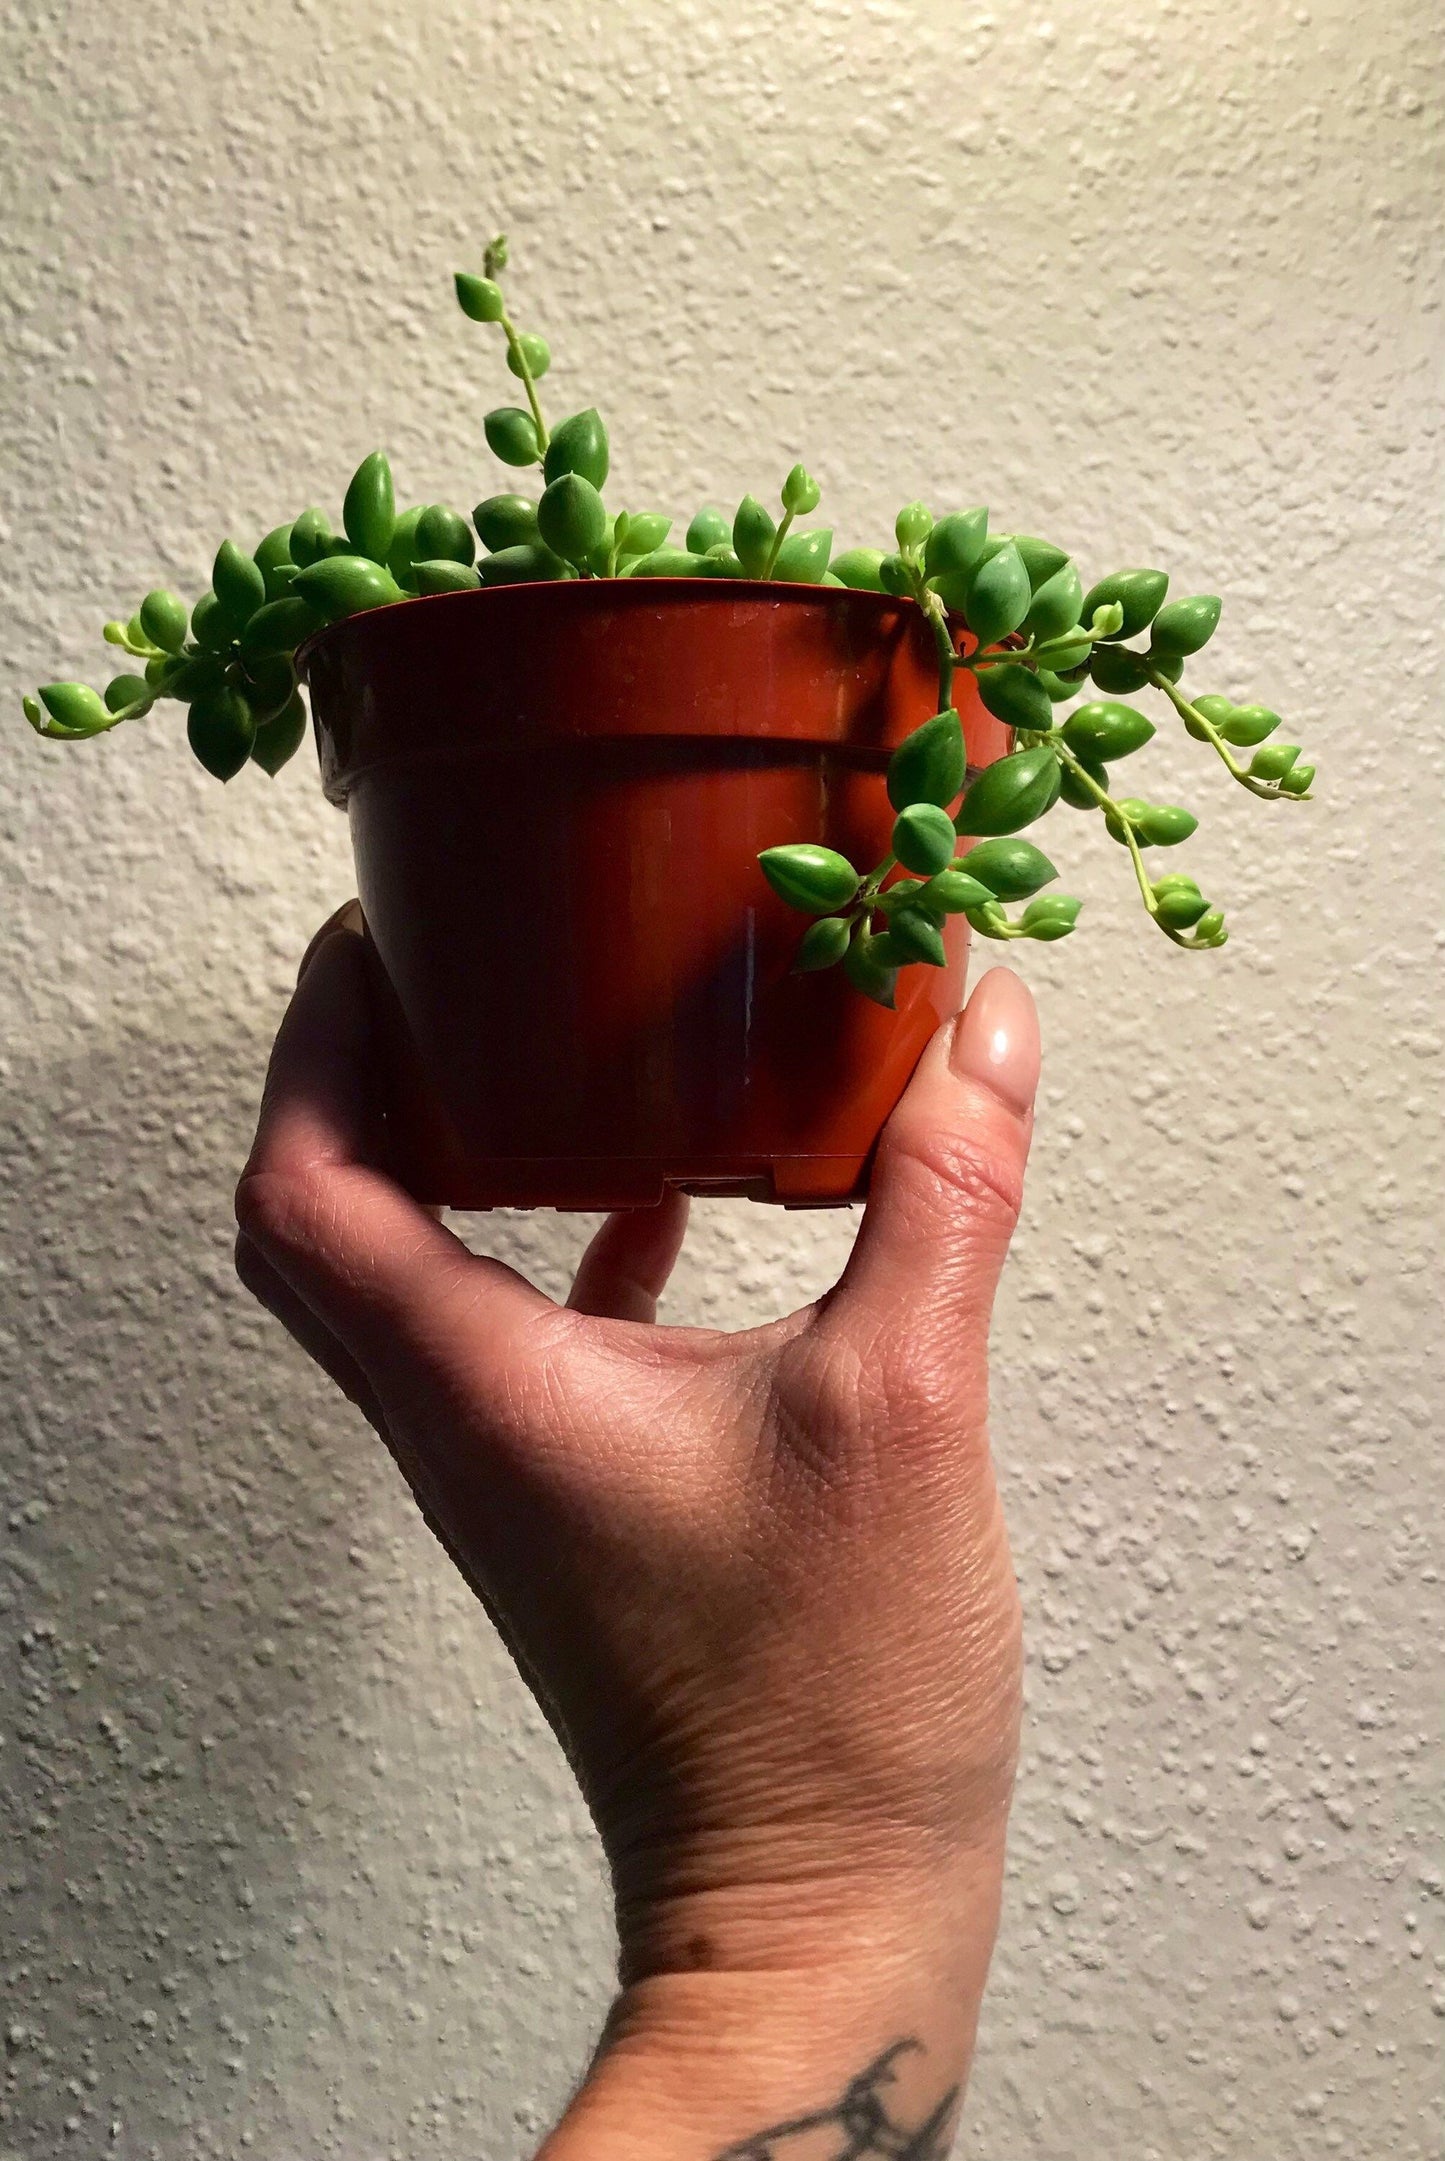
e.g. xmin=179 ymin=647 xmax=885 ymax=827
xmin=0 ymin=1010 xmax=614 ymax=2154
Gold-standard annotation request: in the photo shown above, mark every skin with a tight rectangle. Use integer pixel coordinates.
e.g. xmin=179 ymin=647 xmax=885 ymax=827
xmin=235 ymin=901 xmax=1041 ymax=2157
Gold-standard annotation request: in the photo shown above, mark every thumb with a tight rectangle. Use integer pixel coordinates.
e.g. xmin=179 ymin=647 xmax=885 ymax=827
xmin=832 ymin=967 xmax=1040 ymax=1348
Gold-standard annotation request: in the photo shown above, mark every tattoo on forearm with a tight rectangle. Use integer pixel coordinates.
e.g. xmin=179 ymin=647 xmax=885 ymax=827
xmin=713 ymin=2039 xmax=959 ymax=2160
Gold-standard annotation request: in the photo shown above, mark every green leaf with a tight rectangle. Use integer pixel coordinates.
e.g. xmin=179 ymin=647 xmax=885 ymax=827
xmin=413 ymin=559 xmax=482 ymax=594
xmin=1249 ymin=742 xmax=1301 ymax=781
xmin=252 ymin=524 xmax=297 ymax=602
xmin=626 ymin=547 xmax=712 ymax=578
xmin=290 ymin=555 xmax=404 ymax=622
xmin=455 ymin=272 xmax=505 ymax=322
xmin=772 ymin=527 xmax=833 ymax=583
xmin=1154 ymin=882 xmax=1210 ymax=928
xmin=476 ymin=541 xmax=572 ymax=584
xmin=878 ymin=553 xmax=914 ymax=597
xmin=1013 ymin=537 xmax=1072 ymax=592
xmin=164 ymin=652 xmax=227 ymax=703
xmin=895 ymin=501 xmax=932 ymax=551
xmin=886 ymin=906 xmax=947 ymax=967
xmin=1021 ymin=895 xmax=1082 ymax=940
xmin=414 ymin=503 xmax=476 ymax=567
xmin=615 ymin=513 xmax=673 ymax=557
xmin=103 ymin=673 xmax=151 ymax=715
xmin=1058 ymin=754 xmax=1107 ymax=808
xmin=964 ymin=901 xmax=1015 ymax=941
xmin=1033 ymin=631 xmax=1092 ymax=673
xmin=875 ymin=877 xmax=928 ymax=916
xmin=795 ymin=915 xmax=852 ymax=971
xmin=781 ymin=463 xmax=821 ymax=515
xmin=212 ymin=540 xmax=266 ymax=630
xmin=1079 ymin=568 xmax=1169 ymax=640
xmin=539 ymin=475 xmax=609 ymax=566
xmin=915 ymin=867 xmax=997 ymax=914
xmin=924 ymin=508 xmax=989 ymax=584
xmin=38 ymin=682 xmax=111 ymax=735
xmin=1218 ymin=703 xmax=1281 ymax=746
xmin=891 ymin=802 xmax=957 ymax=876
xmin=249 ymin=690 xmax=309 ymax=776
xmin=958 ymin=836 xmax=1058 ymax=900
xmin=385 ymin=505 xmax=424 ymax=591
xmin=485 ymin=407 xmax=543 ymax=467
xmin=831 ymin=547 xmax=886 ymax=592
xmin=955 ymin=746 xmax=1061 ymax=836
xmin=288 ymin=508 xmax=334 ymax=569
xmin=976 ymin=663 xmax=1054 ymax=732
xmin=1279 ymin=762 xmax=1315 ymax=796
xmin=1024 ymin=562 xmax=1083 ymax=644
xmin=241 ymin=652 xmax=296 ymax=722
xmin=1062 ymin=700 xmax=1156 ymax=760
xmin=1037 ymin=667 xmax=1087 ymax=704
xmin=144 ymin=653 xmax=182 ymax=691
xmin=685 ymin=505 xmax=731 ymax=555
xmin=1133 ymin=803 xmax=1198 ymax=846
xmin=342 ymin=451 xmax=396 ymax=563
xmin=474 ymin=494 xmax=540 ymax=552
xmin=842 ymin=930 xmax=899 ymax=1008
xmin=187 ymin=685 xmax=255 ymax=781
xmin=963 ymin=542 xmax=1032 ymax=648
xmin=758 ymin=843 xmax=860 ymax=914
xmin=190 ymin=593 xmax=234 ymax=652
xmin=138 ymin=588 xmax=190 ymax=654
xmin=239 ymin=595 xmax=323 ymax=660
xmin=543 ymin=408 xmax=609 ymax=489
xmin=1087 ymin=643 xmax=1150 ymax=694
xmin=507 ymin=332 xmax=551 ymax=380
xmin=887 ymin=708 xmax=966 ymax=811
xmin=733 ymin=495 xmax=776 ymax=578
xmin=1149 ymin=593 xmax=1220 ymax=658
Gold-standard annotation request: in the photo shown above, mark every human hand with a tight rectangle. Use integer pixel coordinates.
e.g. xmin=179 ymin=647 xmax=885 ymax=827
xmin=235 ymin=902 xmax=1040 ymax=2157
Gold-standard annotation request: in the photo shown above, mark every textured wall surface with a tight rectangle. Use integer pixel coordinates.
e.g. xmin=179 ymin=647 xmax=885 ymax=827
xmin=2 ymin=1 xmax=1442 ymax=2154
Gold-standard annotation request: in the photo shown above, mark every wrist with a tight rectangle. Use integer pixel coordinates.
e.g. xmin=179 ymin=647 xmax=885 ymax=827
xmin=539 ymin=1838 xmax=1008 ymax=2161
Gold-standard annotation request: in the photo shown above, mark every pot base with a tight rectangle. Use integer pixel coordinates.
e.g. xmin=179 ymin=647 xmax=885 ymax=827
xmin=393 ymin=1150 xmax=875 ymax=1214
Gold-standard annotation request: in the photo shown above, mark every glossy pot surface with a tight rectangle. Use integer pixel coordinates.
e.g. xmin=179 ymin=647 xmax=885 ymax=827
xmin=302 ymin=579 xmax=1010 ymax=1209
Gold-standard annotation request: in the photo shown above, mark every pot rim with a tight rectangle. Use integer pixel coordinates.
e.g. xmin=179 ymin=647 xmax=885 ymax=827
xmin=294 ymin=575 xmax=958 ymax=679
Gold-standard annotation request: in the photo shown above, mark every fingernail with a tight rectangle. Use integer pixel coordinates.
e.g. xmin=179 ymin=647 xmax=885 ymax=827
xmin=297 ymin=899 xmax=364 ymax=985
xmin=949 ymin=966 xmax=1040 ymax=1114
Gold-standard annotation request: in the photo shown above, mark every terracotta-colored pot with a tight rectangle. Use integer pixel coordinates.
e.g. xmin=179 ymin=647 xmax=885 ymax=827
xmin=301 ymin=580 xmax=1010 ymax=1210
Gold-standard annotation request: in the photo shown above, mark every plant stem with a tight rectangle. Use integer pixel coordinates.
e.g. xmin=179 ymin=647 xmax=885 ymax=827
xmin=500 ymin=313 xmax=550 ymax=453
xmin=860 ymin=851 xmax=898 ymax=903
xmin=762 ymin=508 xmax=795 ymax=580
xmin=1048 ymin=734 xmax=1160 ymax=919
xmin=965 ymin=643 xmax=1036 ymax=671
xmin=1146 ymin=665 xmax=1285 ymax=800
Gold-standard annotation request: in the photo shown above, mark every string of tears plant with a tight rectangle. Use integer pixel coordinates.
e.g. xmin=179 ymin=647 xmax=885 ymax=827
xmin=22 ymin=234 xmax=1315 ymax=1008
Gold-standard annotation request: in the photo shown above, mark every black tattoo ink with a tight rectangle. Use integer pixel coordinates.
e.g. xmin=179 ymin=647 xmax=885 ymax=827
xmin=714 ymin=2039 xmax=959 ymax=2160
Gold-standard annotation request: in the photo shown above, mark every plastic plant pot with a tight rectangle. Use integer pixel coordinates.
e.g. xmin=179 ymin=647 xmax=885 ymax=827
xmin=300 ymin=577 xmax=1011 ymax=1210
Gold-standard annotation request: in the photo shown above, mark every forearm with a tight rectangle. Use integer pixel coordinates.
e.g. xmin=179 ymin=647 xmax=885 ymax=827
xmin=537 ymin=1843 xmax=1007 ymax=2161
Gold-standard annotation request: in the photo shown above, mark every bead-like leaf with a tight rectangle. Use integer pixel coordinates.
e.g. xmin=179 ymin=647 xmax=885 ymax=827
xmin=887 ymin=709 xmax=965 ymax=811
xmin=954 ymin=746 xmax=1061 ymax=836
xmin=958 ymin=836 xmax=1059 ymax=900
xmin=758 ymin=844 xmax=860 ymax=915
xmin=342 ymin=451 xmax=397 ymax=564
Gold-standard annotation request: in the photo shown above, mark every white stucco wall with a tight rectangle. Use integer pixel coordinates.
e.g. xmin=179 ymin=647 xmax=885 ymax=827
xmin=2 ymin=1 xmax=1441 ymax=2154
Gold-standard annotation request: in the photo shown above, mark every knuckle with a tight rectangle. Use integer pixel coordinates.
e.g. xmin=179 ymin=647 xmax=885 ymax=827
xmin=881 ymin=1115 xmax=1025 ymax=1238
xmin=233 ymin=1163 xmax=315 ymax=1259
